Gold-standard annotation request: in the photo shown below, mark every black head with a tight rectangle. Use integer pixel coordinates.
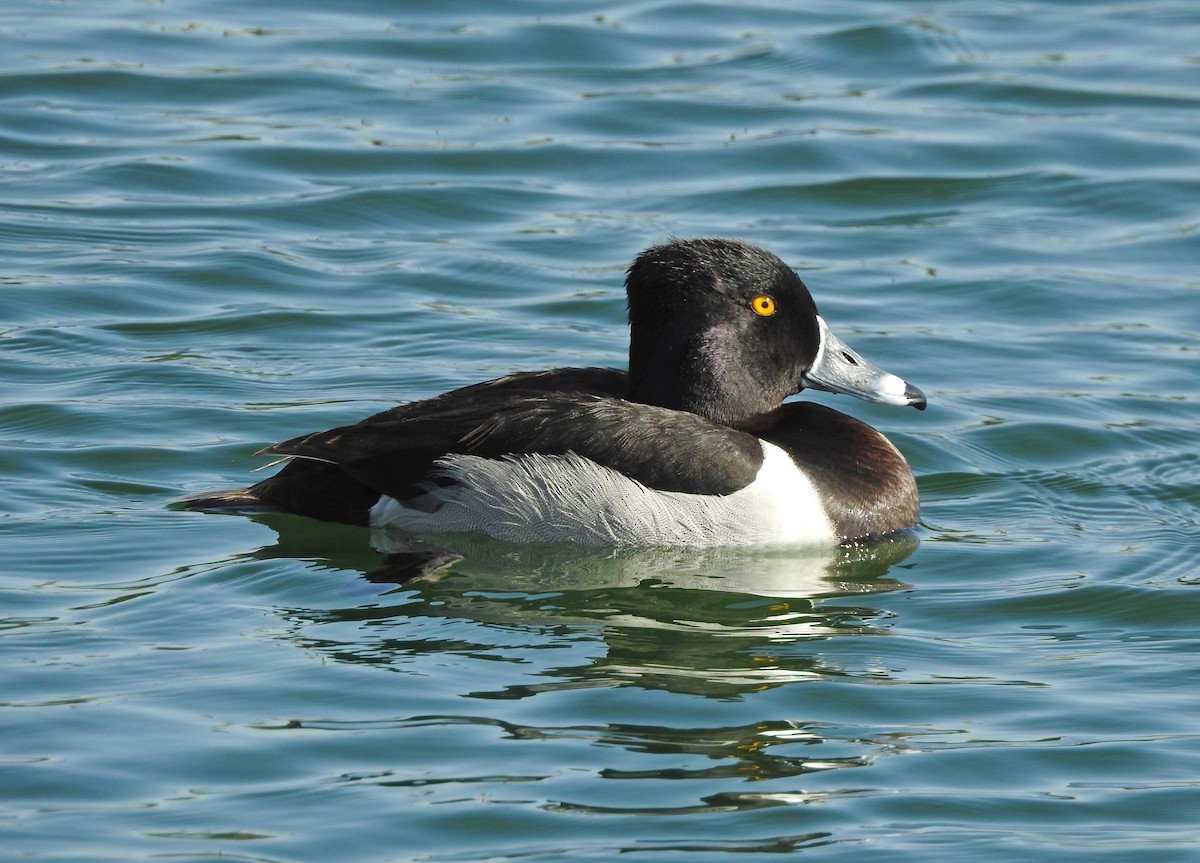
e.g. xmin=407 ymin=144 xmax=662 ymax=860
xmin=625 ymin=238 xmax=925 ymax=429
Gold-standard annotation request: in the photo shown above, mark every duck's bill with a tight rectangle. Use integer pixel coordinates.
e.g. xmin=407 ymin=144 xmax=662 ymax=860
xmin=802 ymin=316 xmax=927 ymax=410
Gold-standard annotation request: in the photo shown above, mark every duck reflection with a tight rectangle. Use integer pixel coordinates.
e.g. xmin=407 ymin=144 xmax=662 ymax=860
xmin=367 ymin=527 xmax=916 ymax=597
xmin=241 ymin=516 xmax=917 ymax=699
xmin=318 ymin=712 xmax=902 ymax=820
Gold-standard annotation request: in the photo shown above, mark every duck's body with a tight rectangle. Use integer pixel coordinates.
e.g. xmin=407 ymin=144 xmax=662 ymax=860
xmin=185 ymin=239 xmax=926 ymax=547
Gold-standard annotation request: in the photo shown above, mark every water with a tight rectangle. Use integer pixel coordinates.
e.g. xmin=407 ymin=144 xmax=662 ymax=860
xmin=3 ymin=0 xmax=1199 ymax=860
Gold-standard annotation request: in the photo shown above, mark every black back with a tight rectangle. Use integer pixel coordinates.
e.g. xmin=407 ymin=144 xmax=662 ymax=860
xmin=247 ymin=368 xmax=765 ymax=524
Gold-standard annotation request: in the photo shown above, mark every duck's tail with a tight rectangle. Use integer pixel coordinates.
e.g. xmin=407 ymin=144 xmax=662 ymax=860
xmin=179 ymin=458 xmax=379 ymax=526
xmin=178 ymin=487 xmax=283 ymax=514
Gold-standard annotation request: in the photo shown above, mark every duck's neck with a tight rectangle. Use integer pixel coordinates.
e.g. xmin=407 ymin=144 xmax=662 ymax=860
xmin=627 ymin=330 xmax=687 ymax=411
xmin=627 ymin=325 xmax=784 ymax=432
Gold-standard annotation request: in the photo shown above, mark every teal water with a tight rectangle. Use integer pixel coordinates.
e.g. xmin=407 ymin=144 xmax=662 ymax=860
xmin=3 ymin=1 xmax=1199 ymax=860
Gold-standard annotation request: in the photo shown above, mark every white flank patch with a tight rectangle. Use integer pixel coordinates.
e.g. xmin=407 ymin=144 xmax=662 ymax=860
xmin=369 ymin=440 xmax=836 ymax=548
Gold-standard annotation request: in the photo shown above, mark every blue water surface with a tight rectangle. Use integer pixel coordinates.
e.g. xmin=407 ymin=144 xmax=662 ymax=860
xmin=3 ymin=1 xmax=1200 ymax=861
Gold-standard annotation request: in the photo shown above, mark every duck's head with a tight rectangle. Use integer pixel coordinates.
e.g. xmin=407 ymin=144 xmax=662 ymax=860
xmin=625 ymin=238 xmax=925 ymax=429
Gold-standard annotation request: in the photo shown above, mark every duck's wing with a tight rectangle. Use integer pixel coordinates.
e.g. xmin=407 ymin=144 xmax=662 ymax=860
xmin=261 ymin=369 xmax=764 ymax=501
xmin=184 ymin=368 xmax=627 ymax=523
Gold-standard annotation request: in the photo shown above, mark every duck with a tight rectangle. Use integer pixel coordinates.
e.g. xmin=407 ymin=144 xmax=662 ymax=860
xmin=184 ymin=238 xmax=926 ymax=547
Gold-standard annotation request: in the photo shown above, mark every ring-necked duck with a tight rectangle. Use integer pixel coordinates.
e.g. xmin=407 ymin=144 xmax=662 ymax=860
xmin=184 ymin=238 xmax=925 ymax=547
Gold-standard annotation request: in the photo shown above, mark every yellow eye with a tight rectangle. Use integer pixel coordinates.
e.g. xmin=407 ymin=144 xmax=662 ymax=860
xmin=751 ymin=295 xmax=776 ymax=317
